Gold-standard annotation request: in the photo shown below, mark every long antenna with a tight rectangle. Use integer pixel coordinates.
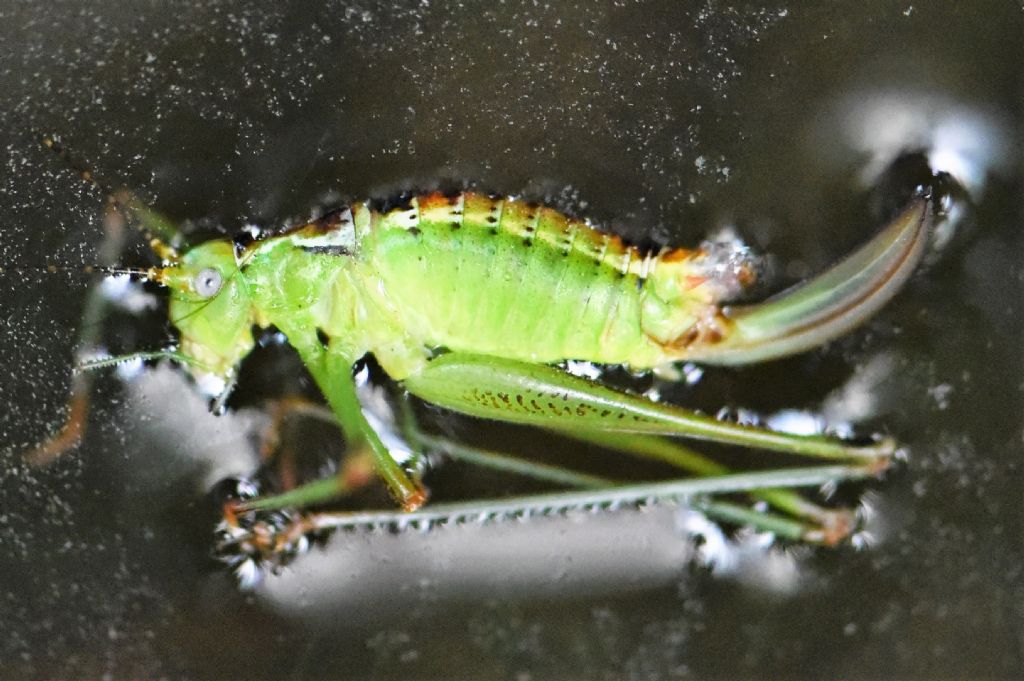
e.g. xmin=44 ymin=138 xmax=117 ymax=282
xmin=40 ymin=135 xmax=182 ymax=264
xmin=0 ymin=263 xmax=164 ymax=281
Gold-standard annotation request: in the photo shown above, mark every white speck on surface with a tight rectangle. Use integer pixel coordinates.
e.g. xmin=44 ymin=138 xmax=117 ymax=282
xmin=679 ymin=509 xmax=805 ymax=595
xmin=100 ymin=275 xmax=158 ymax=314
xmin=764 ymin=409 xmax=825 ymax=437
xmin=113 ymin=356 xmax=146 ymax=381
xmin=563 ymin=360 xmax=604 ymax=380
xmin=822 ymin=352 xmax=897 ymax=425
xmin=927 ymin=383 xmax=953 ymax=410
xmin=837 ymin=90 xmax=1009 ymax=198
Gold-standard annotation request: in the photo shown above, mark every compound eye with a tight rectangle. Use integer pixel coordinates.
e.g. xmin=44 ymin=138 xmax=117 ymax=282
xmin=193 ymin=267 xmax=223 ymax=298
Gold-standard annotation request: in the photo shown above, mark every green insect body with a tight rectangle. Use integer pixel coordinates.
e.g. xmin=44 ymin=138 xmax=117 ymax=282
xmin=175 ymin=191 xmax=926 ymax=387
xmin=173 ymin=192 xmax=758 ymax=392
xmin=32 ymin=141 xmax=932 ymax=566
xmin=158 ymin=189 xmax=928 ymax=518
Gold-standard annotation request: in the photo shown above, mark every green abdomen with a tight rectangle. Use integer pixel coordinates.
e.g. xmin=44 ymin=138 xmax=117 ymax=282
xmin=359 ymin=193 xmax=656 ymax=367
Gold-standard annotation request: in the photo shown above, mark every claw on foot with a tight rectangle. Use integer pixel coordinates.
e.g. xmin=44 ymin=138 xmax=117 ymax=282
xmin=211 ymin=478 xmax=319 ymax=586
xmin=400 ymin=485 xmax=429 ymax=513
xmin=803 ymin=508 xmax=858 ymax=547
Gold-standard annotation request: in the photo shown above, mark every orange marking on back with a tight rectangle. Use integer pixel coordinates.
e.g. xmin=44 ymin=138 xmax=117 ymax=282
xmin=659 ymin=247 xmax=696 ymax=263
xmin=683 ymin=275 xmax=707 ymax=289
xmin=604 ymin=234 xmax=626 ymax=254
xmin=417 ymin=192 xmax=450 ymax=210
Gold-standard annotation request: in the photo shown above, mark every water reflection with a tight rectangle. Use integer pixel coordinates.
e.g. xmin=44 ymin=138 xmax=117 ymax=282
xmin=835 ymin=89 xmax=1009 ymax=196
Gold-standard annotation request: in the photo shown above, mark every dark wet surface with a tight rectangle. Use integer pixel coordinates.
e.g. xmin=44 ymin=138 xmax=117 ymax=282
xmin=1 ymin=2 xmax=1022 ymax=679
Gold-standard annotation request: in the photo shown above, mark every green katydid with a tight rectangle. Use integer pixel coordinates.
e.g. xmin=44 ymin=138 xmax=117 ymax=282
xmin=31 ymin=138 xmax=931 ymax=573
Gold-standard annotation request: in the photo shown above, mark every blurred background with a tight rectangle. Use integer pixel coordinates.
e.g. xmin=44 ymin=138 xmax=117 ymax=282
xmin=1 ymin=1 xmax=1022 ymax=679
